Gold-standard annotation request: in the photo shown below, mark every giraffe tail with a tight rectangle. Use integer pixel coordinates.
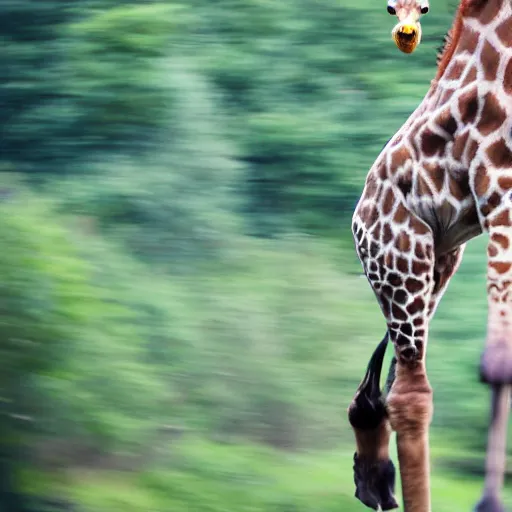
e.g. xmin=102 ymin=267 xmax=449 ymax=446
xmin=348 ymin=332 xmax=398 ymax=510
xmin=348 ymin=332 xmax=390 ymax=430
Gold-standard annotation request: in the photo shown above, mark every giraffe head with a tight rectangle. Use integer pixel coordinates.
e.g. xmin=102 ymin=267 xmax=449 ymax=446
xmin=387 ymin=0 xmax=430 ymax=54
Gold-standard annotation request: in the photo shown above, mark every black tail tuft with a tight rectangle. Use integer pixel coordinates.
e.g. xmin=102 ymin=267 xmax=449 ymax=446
xmin=348 ymin=333 xmax=390 ymax=430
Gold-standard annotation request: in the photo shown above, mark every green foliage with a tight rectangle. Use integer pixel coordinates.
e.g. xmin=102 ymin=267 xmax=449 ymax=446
xmin=0 ymin=0 xmax=457 ymax=230
xmin=0 ymin=180 xmax=170 ymax=464
xmin=63 ymin=3 xmax=185 ymax=147
xmin=182 ymin=0 xmax=457 ymax=233
xmin=0 ymin=184 xmax=90 ymax=420
xmin=52 ymin=56 xmax=243 ymax=267
xmin=32 ymin=438 xmax=512 ymax=511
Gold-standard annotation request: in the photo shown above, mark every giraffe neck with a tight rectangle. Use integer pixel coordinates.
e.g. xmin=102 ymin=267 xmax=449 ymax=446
xmin=362 ymin=0 xmax=512 ymax=253
xmin=437 ymin=0 xmax=512 ymax=84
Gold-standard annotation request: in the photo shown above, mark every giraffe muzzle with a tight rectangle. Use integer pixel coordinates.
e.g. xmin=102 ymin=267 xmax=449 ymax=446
xmin=392 ymin=23 xmax=421 ymax=54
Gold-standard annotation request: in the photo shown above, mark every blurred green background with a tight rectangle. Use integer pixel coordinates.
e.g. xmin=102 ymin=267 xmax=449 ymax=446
xmin=0 ymin=1 xmax=507 ymax=510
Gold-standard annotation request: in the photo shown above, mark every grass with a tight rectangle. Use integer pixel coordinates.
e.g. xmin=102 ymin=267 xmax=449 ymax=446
xmin=20 ymin=231 xmax=510 ymax=512
xmin=26 ymin=434 xmax=512 ymax=512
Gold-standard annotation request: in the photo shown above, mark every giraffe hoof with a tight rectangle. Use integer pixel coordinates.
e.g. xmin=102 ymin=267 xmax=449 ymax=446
xmin=479 ymin=342 xmax=512 ymax=385
xmin=474 ymin=494 xmax=506 ymax=512
xmin=353 ymin=454 xmax=399 ymax=510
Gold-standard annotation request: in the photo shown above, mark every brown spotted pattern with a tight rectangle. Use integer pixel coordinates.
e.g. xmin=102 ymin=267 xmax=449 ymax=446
xmin=350 ymin=2 xmax=512 ymax=509
xmin=353 ymin=0 xmax=512 ymax=364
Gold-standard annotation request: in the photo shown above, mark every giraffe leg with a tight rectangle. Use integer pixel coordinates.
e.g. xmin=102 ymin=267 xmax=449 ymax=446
xmin=350 ymin=202 xmax=464 ymax=511
xmin=474 ymin=213 xmax=512 ymax=512
xmin=479 ymin=218 xmax=512 ymax=384
xmin=348 ymin=333 xmax=399 ymax=511
xmin=387 ymin=353 xmax=433 ymax=512
xmin=473 ymin=385 xmax=509 ymax=512
xmin=348 ymin=245 xmax=459 ymax=510
xmin=385 ymin=247 xmax=465 ymax=512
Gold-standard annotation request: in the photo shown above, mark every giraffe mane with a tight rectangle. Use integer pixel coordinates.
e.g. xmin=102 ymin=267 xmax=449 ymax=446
xmin=436 ymin=29 xmax=454 ymax=67
xmin=435 ymin=0 xmax=486 ymax=80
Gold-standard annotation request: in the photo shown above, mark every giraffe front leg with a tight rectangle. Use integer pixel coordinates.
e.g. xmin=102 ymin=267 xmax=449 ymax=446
xmin=348 ymin=334 xmax=399 ymax=511
xmin=387 ymin=356 xmax=433 ymax=512
xmin=351 ymin=206 xmax=438 ymax=511
xmin=474 ymin=210 xmax=512 ymax=512
xmin=349 ymin=245 xmax=465 ymax=510
xmin=385 ymin=272 xmax=435 ymax=512
xmin=386 ymin=247 xmax=465 ymax=512
xmin=473 ymin=385 xmax=509 ymax=512
xmin=479 ymin=215 xmax=512 ymax=385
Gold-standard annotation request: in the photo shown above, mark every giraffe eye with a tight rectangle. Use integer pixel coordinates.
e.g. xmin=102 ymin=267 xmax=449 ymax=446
xmin=421 ymin=6 xmax=429 ymax=14
xmin=387 ymin=5 xmax=397 ymax=14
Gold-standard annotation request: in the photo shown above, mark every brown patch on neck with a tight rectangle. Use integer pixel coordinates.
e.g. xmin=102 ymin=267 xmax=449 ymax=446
xmin=446 ymin=60 xmax=467 ymax=81
xmin=462 ymin=66 xmax=478 ymax=87
xmin=391 ymin=146 xmax=412 ymax=170
xmin=465 ymin=138 xmax=479 ymax=162
xmin=434 ymin=107 xmax=458 ymax=137
xmin=498 ymin=176 xmax=512 ymax=191
xmin=466 ymin=0 xmax=504 ymax=24
xmin=481 ymin=40 xmax=500 ymax=81
xmin=423 ymin=162 xmax=445 ymax=193
xmin=421 ymin=128 xmax=448 ymax=156
xmin=439 ymin=88 xmax=457 ymax=105
xmin=458 ymin=85 xmax=479 ymax=124
xmin=497 ymin=17 xmax=512 ymax=47
xmin=382 ymin=188 xmax=396 ymax=216
xmin=436 ymin=0 xmax=507 ymax=80
xmin=393 ymin=203 xmax=409 ymax=225
xmin=415 ymin=174 xmax=435 ymax=197
xmin=474 ymin=164 xmax=490 ymax=196
xmin=458 ymin=27 xmax=480 ymax=54
xmin=477 ymin=92 xmax=507 ymax=135
xmin=505 ymin=58 xmax=512 ymax=95
xmin=449 ymin=174 xmax=471 ymax=201
xmin=487 ymin=139 xmax=512 ymax=168
xmin=453 ymin=130 xmax=470 ymax=161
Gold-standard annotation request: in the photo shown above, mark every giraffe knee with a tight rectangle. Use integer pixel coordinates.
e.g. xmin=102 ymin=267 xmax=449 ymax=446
xmin=386 ymin=369 xmax=433 ymax=434
xmin=480 ymin=340 xmax=512 ymax=385
xmin=387 ymin=389 xmax=433 ymax=434
xmin=396 ymin=345 xmax=422 ymax=365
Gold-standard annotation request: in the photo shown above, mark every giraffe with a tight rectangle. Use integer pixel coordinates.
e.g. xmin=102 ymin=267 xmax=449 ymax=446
xmin=347 ymin=0 xmax=512 ymax=511
xmin=387 ymin=0 xmax=430 ymax=53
